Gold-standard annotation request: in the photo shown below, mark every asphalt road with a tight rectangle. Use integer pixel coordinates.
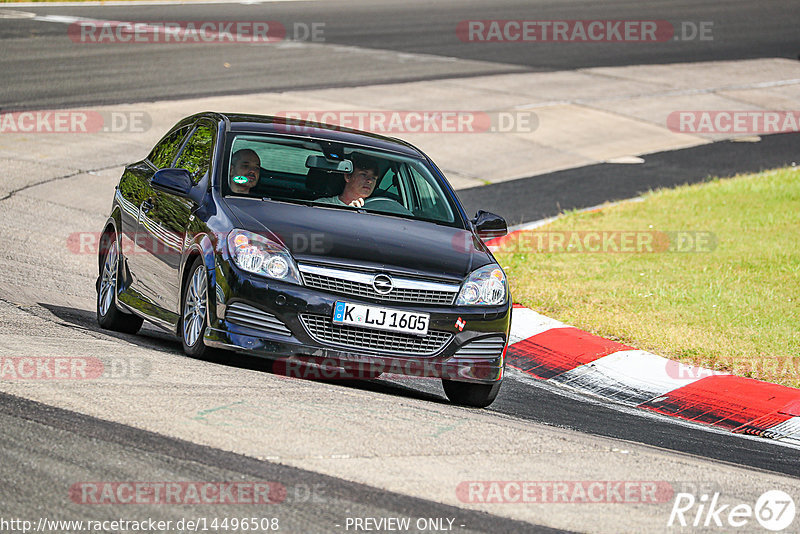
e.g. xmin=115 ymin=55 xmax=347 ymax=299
xmin=2 ymin=1 xmax=799 ymax=532
xmin=457 ymin=132 xmax=800 ymax=225
xmin=0 ymin=148 xmax=796 ymax=531
xmin=23 ymin=303 xmax=800 ymax=478
xmin=0 ymin=392 xmax=558 ymax=534
xmin=2 ymin=295 xmax=799 ymax=532
xmin=1 ymin=0 xmax=799 ymax=109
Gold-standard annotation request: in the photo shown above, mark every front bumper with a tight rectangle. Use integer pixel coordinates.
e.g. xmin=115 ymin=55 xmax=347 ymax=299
xmin=204 ymin=262 xmax=511 ymax=383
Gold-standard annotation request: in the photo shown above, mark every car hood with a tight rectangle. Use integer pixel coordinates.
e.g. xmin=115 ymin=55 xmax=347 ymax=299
xmin=223 ymin=197 xmax=492 ymax=280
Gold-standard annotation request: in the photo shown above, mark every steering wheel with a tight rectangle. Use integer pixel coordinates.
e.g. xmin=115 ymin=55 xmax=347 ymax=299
xmin=363 ymin=196 xmax=413 ymax=216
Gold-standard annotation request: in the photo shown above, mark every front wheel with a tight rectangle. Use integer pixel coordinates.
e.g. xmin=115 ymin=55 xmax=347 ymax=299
xmin=442 ymin=379 xmax=502 ymax=408
xmin=181 ymin=258 xmax=213 ymax=359
xmin=96 ymin=233 xmax=143 ymax=334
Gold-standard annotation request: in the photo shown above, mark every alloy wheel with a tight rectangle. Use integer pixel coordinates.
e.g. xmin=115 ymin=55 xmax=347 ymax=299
xmin=183 ymin=265 xmax=208 ymax=347
xmin=98 ymin=240 xmax=118 ymax=317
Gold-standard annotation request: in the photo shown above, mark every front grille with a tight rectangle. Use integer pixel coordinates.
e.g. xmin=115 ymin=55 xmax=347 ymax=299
xmin=453 ymin=336 xmax=506 ymax=359
xmin=300 ymin=314 xmax=452 ymax=356
xmin=226 ymin=302 xmax=292 ymax=336
xmin=299 ymin=264 xmax=459 ymax=305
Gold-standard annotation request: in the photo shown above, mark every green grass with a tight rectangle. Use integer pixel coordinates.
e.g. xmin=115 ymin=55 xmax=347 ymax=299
xmin=498 ymin=166 xmax=800 ymax=387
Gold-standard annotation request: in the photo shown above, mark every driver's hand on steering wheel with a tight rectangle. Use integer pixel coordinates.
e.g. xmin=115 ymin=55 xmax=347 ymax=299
xmin=348 ymin=198 xmax=365 ymax=208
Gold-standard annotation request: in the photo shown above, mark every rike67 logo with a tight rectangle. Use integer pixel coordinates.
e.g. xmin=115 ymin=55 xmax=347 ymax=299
xmin=668 ymin=490 xmax=796 ymax=531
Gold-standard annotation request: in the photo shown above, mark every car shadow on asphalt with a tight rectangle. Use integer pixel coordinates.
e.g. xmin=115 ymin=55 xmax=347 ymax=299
xmin=38 ymin=302 xmax=447 ymax=405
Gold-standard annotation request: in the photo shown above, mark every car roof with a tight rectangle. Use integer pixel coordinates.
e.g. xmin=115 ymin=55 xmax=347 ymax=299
xmin=193 ymin=112 xmax=425 ymax=158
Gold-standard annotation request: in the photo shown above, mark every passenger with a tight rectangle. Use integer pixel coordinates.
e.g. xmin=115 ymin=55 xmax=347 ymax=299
xmin=229 ymin=149 xmax=260 ymax=194
xmin=316 ymin=155 xmax=380 ymax=207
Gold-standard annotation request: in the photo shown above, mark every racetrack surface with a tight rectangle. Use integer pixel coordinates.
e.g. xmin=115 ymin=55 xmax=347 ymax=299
xmin=457 ymin=131 xmax=800 ymax=225
xmin=2 ymin=1 xmax=800 ymax=532
xmin=1 ymin=0 xmax=799 ymax=109
xmin=0 ymin=392 xmax=558 ymax=534
xmin=0 ymin=136 xmax=798 ymax=532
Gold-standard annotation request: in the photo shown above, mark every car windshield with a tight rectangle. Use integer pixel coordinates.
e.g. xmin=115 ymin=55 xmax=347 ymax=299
xmin=224 ymin=134 xmax=461 ymax=227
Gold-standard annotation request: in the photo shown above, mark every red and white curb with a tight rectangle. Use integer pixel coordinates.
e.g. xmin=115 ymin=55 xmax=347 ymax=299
xmin=506 ymin=304 xmax=800 ymax=445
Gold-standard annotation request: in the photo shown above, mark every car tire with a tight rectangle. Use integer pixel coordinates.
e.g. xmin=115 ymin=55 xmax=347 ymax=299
xmin=96 ymin=232 xmax=143 ymax=335
xmin=442 ymin=379 xmax=502 ymax=408
xmin=181 ymin=257 xmax=213 ymax=359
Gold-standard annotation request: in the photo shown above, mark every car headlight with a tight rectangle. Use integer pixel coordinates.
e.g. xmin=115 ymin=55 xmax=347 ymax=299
xmin=456 ymin=264 xmax=508 ymax=306
xmin=227 ymin=229 xmax=302 ymax=285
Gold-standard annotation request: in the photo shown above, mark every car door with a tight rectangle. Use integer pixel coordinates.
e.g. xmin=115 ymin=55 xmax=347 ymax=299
xmin=136 ymin=119 xmax=216 ymax=321
xmin=122 ymin=123 xmax=191 ymax=310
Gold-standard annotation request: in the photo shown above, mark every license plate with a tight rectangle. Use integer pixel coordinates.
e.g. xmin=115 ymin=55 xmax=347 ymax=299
xmin=332 ymin=301 xmax=429 ymax=336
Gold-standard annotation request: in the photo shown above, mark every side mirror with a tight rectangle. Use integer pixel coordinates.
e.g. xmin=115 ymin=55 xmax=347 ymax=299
xmin=151 ymin=168 xmax=193 ymax=197
xmin=473 ymin=210 xmax=508 ymax=239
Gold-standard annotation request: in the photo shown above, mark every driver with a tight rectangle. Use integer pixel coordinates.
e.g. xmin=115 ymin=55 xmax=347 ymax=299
xmin=316 ymin=154 xmax=380 ymax=207
xmin=229 ymin=149 xmax=260 ymax=194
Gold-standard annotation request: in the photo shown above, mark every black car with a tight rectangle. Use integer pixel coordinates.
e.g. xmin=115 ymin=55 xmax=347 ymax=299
xmin=96 ymin=112 xmax=511 ymax=407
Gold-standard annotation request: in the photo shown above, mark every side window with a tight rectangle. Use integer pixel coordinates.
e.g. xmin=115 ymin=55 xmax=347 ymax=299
xmin=148 ymin=126 xmax=190 ymax=169
xmin=376 ymin=166 xmax=406 ymax=204
xmin=405 ymin=163 xmax=454 ymax=223
xmin=175 ymin=122 xmax=216 ymax=184
xmin=377 ymin=167 xmax=396 ymax=193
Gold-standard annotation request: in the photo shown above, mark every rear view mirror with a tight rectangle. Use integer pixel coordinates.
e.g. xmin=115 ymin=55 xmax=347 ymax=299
xmin=151 ymin=168 xmax=193 ymax=197
xmin=473 ymin=210 xmax=508 ymax=239
xmin=306 ymin=155 xmax=353 ymax=173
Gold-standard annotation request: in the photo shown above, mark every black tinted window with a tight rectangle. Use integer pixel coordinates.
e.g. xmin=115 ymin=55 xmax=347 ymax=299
xmin=148 ymin=126 xmax=190 ymax=169
xmin=175 ymin=122 xmax=216 ymax=184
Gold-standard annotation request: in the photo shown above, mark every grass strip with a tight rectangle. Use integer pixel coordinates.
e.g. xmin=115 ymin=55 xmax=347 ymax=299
xmin=498 ymin=166 xmax=800 ymax=387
